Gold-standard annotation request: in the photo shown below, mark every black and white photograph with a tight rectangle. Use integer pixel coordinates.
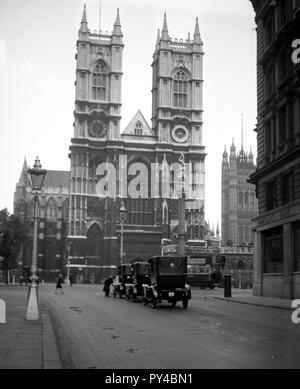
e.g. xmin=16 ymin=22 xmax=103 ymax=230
xmin=0 ymin=0 xmax=300 ymax=375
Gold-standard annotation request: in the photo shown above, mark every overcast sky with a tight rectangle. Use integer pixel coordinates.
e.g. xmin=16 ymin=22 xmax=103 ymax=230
xmin=0 ymin=0 xmax=257 ymax=232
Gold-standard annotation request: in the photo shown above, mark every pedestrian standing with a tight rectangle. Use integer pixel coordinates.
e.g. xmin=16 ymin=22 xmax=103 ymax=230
xmin=55 ymin=274 xmax=64 ymax=295
xmin=69 ymin=272 xmax=74 ymax=287
xmin=103 ymin=276 xmax=114 ymax=297
xmin=90 ymin=273 xmax=95 ymax=287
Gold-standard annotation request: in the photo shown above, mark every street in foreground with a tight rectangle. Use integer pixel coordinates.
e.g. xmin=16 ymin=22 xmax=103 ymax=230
xmin=34 ymin=284 xmax=300 ymax=369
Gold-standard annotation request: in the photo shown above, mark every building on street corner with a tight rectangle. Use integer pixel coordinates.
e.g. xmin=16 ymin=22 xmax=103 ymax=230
xmin=249 ymin=0 xmax=300 ymax=298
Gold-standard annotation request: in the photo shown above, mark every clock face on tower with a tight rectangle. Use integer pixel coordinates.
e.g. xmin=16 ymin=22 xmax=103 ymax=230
xmin=89 ymin=120 xmax=107 ymax=138
xmin=172 ymin=126 xmax=189 ymax=143
xmin=87 ymin=110 xmax=108 ymax=138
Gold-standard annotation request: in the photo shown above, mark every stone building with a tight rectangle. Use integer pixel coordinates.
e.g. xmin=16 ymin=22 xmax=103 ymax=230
xmin=14 ymin=159 xmax=69 ymax=281
xmin=249 ymin=0 xmax=300 ymax=298
xmin=13 ymin=7 xmax=206 ymax=282
xmin=221 ymin=140 xmax=258 ymax=247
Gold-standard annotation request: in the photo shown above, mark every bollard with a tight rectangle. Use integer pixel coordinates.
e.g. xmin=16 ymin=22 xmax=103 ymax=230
xmin=224 ymin=274 xmax=232 ymax=298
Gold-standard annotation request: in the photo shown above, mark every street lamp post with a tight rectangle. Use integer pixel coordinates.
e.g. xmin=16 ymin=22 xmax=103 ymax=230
xmin=66 ymin=240 xmax=72 ymax=286
xmin=26 ymin=157 xmax=47 ymax=321
xmin=178 ymin=153 xmax=186 ymax=257
xmin=119 ymin=201 xmax=127 ymax=265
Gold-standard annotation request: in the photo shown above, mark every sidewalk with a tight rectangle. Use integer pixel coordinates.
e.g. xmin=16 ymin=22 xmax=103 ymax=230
xmin=0 ymin=285 xmax=62 ymax=369
xmin=213 ymin=289 xmax=294 ymax=311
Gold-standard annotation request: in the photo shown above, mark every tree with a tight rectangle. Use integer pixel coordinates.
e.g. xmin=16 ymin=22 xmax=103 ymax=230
xmin=0 ymin=208 xmax=27 ymax=284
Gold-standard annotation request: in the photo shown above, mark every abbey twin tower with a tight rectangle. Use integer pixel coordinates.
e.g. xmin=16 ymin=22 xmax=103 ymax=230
xmin=14 ymin=6 xmax=206 ymax=281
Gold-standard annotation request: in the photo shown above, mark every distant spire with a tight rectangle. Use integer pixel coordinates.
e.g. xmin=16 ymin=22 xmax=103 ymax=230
xmin=115 ymin=7 xmax=121 ymax=26
xmin=19 ymin=157 xmax=28 ymax=186
xmin=82 ymin=4 xmax=87 ymax=23
xmin=156 ymin=29 xmax=161 ymax=46
xmin=216 ymin=223 xmax=220 ymax=237
xmin=80 ymin=4 xmax=88 ymax=32
xmin=99 ymin=0 xmax=102 ymax=34
xmin=187 ymin=32 xmax=191 ymax=44
xmin=249 ymin=146 xmax=254 ymax=161
xmin=230 ymin=138 xmax=236 ymax=155
xmin=241 ymin=113 xmax=244 ymax=151
xmin=113 ymin=8 xmax=122 ymax=36
xmin=161 ymin=12 xmax=169 ymax=40
xmin=193 ymin=17 xmax=201 ymax=44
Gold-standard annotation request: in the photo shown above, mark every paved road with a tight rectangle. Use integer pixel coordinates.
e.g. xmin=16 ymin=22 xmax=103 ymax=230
xmin=39 ymin=284 xmax=300 ymax=369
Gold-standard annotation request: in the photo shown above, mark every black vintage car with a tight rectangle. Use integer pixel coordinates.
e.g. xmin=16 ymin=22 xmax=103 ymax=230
xmin=125 ymin=262 xmax=151 ymax=302
xmin=142 ymin=256 xmax=191 ymax=309
xmin=113 ymin=264 xmax=133 ymax=298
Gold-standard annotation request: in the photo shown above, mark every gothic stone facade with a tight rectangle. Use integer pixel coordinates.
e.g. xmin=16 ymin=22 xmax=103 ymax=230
xmin=249 ymin=0 xmax=300 ymax=298
xmin=221 ymin=141 xmax=258 ymax=247
xmin=66 ymin=8 xmax=206 ymax=280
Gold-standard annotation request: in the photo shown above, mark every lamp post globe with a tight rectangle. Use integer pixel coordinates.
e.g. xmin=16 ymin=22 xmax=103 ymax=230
xmin=26 ymin=157 xmax=47 ymax=321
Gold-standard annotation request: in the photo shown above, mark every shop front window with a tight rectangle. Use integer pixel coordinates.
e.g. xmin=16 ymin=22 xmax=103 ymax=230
xmin=263 ymin=227 xmax=283 ymax=273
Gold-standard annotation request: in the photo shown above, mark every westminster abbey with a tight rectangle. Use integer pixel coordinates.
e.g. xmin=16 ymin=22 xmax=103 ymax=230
xmin=14 ymin=6 xmax=206 ymax=281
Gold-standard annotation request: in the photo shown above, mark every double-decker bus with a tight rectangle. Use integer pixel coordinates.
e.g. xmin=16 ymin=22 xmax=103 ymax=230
xmin=187 ymin=254 xmax=225 ymax=288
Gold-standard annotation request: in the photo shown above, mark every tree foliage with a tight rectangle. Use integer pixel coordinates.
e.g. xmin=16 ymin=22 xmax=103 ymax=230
xmin=0 ymin=208 xmax=27 ymax=282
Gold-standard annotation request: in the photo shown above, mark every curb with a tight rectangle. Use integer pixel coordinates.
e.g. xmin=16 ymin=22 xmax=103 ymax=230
xmin=213 ymin=296 xmax=293 ymax=311
xmin=41 ymin=309 xmax=63 ymax=369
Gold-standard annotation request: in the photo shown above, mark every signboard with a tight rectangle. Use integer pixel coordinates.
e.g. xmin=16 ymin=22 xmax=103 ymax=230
xmin=162 ymin=245 xmax=178 ymax=255
xmin=188 ymin=258 xmax=207 ymax=265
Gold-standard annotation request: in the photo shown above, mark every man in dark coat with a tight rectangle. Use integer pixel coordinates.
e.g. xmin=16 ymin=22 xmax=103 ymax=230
xmin=55 ymin=274 xmax=64 ymax=295
xmin=103 ymin=276 xmax=114 ymax=297
xmin=69 ymin=272 xmax=74 ymax=287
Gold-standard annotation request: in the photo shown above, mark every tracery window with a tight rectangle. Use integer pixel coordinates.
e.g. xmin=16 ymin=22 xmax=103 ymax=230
xmin=92 ymin=62 xmax=107 ymax=101
xmin=135 ymin=121 xmax=143 ymax=135
xmin=46 ymin=198 xmax=57 ymax=221
xmin=87 ymin=223 xmax=102 ymax=258
xmin=173 ymin=70 xmax=188 ymax=108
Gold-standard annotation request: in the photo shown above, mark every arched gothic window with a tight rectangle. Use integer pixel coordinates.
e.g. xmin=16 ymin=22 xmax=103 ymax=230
xmin=245 ymin=192 xmax=249 ymax=210
xmin=46 ymin=198 xmax=57 ymax=221
xmin=135 ymin=121 xmax=143 ymax=135
xmin=173 ymin=70 xmax=188 ymax=108
xmin=92 ymin=62 xmax=107 ymax=101
xmin=239 ymin=192 xmax=243 ymax=210
xmin=87 ymin=223 xmax=103 ymax=258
